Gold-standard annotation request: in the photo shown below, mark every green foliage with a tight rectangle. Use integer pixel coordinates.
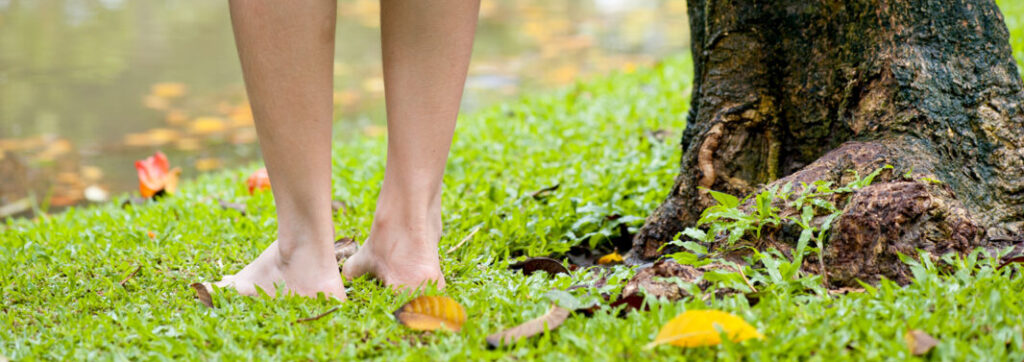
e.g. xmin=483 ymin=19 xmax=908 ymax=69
xmin=4 ymin=25 xmax=1024 ymax=357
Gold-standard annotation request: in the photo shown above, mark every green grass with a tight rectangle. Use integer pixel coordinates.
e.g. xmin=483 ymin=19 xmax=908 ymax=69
xmin=5 ymin=6 xmax=1024 ymax=358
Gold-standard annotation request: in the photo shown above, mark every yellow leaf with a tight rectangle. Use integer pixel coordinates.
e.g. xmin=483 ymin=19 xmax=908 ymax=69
xmin=647 ymin=310 xmax=763 ymax=349
xmin=394 ymin=296 xmax=466 ymax=332
xmin=597 ymin=251 xmax=623 ymax=265
xmin=189 ymin=117 xmax=228 ymax=135
xmin=195 ymin=157 xmax=223 ymax=172
xmin=151 ymin=82 xmax=186 ymax=98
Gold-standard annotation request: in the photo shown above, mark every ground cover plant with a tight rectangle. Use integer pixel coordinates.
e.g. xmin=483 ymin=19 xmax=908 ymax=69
xmin=4 ymin=2 xmax=1024 ymax=358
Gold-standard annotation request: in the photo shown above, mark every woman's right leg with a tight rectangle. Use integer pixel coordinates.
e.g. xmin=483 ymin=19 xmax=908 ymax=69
xmin=216 ymin=0 xmax=344 ymax=300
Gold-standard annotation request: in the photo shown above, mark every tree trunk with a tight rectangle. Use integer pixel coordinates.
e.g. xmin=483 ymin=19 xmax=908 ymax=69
xmin=630 ymin=0 xmax=1024 ymax=286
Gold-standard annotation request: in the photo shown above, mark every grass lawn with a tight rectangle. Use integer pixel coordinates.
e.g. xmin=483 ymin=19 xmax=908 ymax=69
xmin=5 ymin=3 xmax=1024 ymax=359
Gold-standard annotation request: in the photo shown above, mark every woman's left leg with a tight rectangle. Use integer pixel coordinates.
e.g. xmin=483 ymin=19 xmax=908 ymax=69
xmin=342 ymin=0 xmax=480 ymax=290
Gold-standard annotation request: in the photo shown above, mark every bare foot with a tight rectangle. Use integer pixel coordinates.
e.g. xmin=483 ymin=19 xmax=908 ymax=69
xmin=342 ymin=215 xmax=445 ymax=291
xmin=215 ymin=239 xmax=347 ymax=300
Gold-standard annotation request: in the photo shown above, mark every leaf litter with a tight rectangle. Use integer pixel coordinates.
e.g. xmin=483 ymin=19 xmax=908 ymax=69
xmin=394 ymin=296 xmax=467 ymax=332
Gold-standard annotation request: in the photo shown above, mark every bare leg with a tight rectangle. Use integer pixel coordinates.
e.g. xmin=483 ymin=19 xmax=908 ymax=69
xmin=215 ymin=0 xmax=345 ymax=300
xmin=342 ymin=0 xmax=480 ymax=291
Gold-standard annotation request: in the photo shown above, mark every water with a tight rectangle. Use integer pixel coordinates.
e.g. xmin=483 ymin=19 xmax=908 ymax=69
xmin=0 ymin=0 xmax=688 ymax=214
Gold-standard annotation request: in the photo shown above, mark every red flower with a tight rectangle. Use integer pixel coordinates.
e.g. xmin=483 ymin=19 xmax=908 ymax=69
xmin=247 ymin=167 xmax=271 ymax=194
xmin=135 ymin=151 xmax=181 ymax=198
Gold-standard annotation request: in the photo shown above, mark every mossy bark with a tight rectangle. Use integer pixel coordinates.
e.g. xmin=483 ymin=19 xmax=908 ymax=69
xmin=630 ymin=0 xmax=1024 ymax=286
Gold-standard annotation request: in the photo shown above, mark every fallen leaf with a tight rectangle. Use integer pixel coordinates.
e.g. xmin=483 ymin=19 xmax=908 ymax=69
xmin=508 ymin=257 xmax=570 ymax=277
xmin=997 ymin=255 xmax=1024 ymax=270
xmin=190 ymin=283 xmax=214 ymax=308
xmin=394 ymin=296 xmax=466 ymax=332
xmin=135 ymin=151 xmax=181 ymax=198
xmin=529 ymin=184 xmax=560 ymax=199
xmin=151 ymin=82 xmax=186 ymax=98
xmin=446 ymin=226 xmax=481 ymax=255
xmin=828 ymin=287 xmax=866 ymax=296
xmin=597 ymin=251 xmax=623 ymax=265
xmin=295 ymin=306 xmax=341 ymax=324
xmin=608 ymin=294 xmax=647 ymax=316
xmin=119 ymin=265 xmax=141 ymax=287
xmin=905 ymin=329 xmax=939 ymax=356
xmin=195 ymin=157 xmax=223 ymax=172
xmin=646 ymin=310 xmax=763 ymax=349
xmin=486 ymin=304 xmax=570 ymax=348
xmin=189 ymin=117 xmax=228 ymax=135
xmin=120 ymin=196 xmax=147 ymax=208
xmin=84 ymin=185 xmax=109 ymax=202
xmin=334 ymin=237 xmax=359 ymax=264
xmin=218 ymin=199 xmax=247 ymax=215
xmin=247 ymin=168 xmax=271 ymax=194
xmin=331 ymin=200 xmax=349 ymax=214
xmin=622 ymin=260 xmax=705 ymax=300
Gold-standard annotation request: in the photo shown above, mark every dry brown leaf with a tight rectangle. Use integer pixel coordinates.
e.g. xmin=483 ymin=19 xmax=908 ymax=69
xmin=508 ymin=257 xmax=569 ymax=277
xmin=334 ymin=237 xmax=359 ymax=264
xmin=190 ymin=283 xmax=214 ymax=308
xmin=905 ymin=329 xmax=939 ymax=356
xmin=218 ymin=199 xmax=247 ymax=215
xmin=295 ymin=306 xmax=341 ymax=324
xmin=486 ymin=305 xmax=570 ymax=348
xmin=119 ymin=265 xmax=141 ymax=287
xmin=647 ymin=310 xmax=762 ymax=349
xmin=394 ymin=296 xmax=466 ymax=332
xmin=529 ymin=184 xmax=560 ymax=199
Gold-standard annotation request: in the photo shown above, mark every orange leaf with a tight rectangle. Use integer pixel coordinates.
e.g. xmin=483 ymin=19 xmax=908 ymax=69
xmin=647 ymin=310 xmax=763 ymax=349
xmin=247 ymin=168 xmax=271 ymax=194
xmin=135 ymin=151 xmax=181 ymax=198
xmin=394 ymin=296 xmax=466 ymax=332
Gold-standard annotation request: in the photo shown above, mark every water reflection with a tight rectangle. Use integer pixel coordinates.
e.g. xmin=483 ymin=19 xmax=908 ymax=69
xmin=0 ymin=0 xmax=688 ymax=215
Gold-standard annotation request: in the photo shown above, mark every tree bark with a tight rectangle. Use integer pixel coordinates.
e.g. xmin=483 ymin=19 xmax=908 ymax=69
xmin=630 ymin=0 xmax=1024 ymax=286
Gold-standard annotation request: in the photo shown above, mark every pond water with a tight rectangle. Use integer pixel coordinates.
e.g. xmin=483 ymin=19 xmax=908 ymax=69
xmin=0 ymin=0 xmax=689 ymax=215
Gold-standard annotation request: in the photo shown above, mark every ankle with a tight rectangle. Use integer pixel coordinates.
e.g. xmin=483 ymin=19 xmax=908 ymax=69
xmin=275 ymin=233 xmax=335 ymax=266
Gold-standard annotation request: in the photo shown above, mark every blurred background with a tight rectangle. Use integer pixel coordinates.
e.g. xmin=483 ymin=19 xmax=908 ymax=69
xmin=0 ymin=0 xmax=690 ymax=217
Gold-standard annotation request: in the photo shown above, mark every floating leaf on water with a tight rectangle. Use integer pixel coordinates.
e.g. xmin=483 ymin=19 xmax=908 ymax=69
xmin=905 ymin=329 xmax=938 ymax=356
xmin=597 ymin=251 xmax=623 ymax=265
xmin=227 ymin=104 xmax=254 ymax=127
xmin=165 ymin=109 xmax=189 ymax=125
xmin=151 ymin=82 xmax=187 ymax=98
xmin=80 ymin=166 xmax=104 ymax=181
xmin=246 ymin=168 xmax=271 ymax=194
xmin=84 ymin=185 xmax=109 ymax=202
xmin=508 ymin=257 xmax=570 ymax=277
xmin=195 ymin=157 xmax=223 ymax=172
xmin=190 ymin=283 xmax=214 ymax=308
xmin=486 ymin=304 xmax=570 ymax=348
xmin=135 ymin=151 xmax=181 ymax=198
xmin=646 ymin=310 xmax=763 ymax=349
xmin=189 ymin=117 xmax=228 ymax=135
xmin=394 ymin=295 xmax=466 ymax=332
